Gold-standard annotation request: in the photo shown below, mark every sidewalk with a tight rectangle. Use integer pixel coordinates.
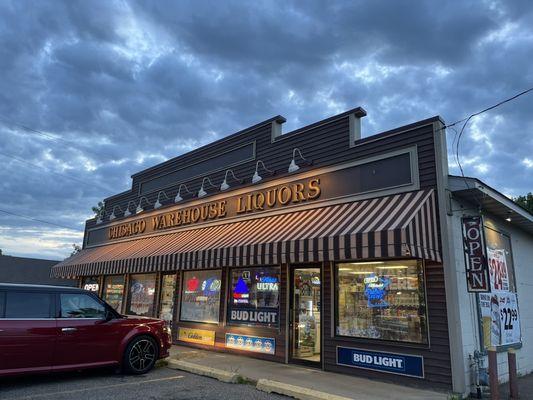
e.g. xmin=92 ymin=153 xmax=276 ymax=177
xmin=168 ymin=345 xmax=449 ymax=400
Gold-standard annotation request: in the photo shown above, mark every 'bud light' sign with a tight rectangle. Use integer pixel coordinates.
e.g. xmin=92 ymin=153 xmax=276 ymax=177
xmin=337 ymin=347 xmax=424 ymax=378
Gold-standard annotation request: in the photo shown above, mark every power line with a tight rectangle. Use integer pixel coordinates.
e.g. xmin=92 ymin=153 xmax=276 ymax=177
xmin=438 ymin=87 xmax=533 ymax=133
xmin=0 ymin=115 xmax=114 ymax=164
xmin=454 ymin=86 xmax=533 ymax=178
xmin=0 ymin=208 xmax=82 ymax=231
xmin=0 ymin=150 xmax=113 ymax=193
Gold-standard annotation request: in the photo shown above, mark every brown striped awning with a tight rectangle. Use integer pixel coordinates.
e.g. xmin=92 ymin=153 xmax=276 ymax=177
xmin=52 ymin=189 xmax=441 ymax=278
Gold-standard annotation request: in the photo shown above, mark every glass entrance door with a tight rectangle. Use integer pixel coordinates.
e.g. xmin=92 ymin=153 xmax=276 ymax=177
xmin=291 ymin=268 xmax=321 ymax=365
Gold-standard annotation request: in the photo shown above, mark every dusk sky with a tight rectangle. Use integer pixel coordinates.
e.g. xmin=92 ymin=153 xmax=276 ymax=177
xmin=0 ymin=0 xmax=532 ymax=260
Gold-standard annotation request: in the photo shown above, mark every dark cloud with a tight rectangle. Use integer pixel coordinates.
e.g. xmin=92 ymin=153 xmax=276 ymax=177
xmin=0 ymin=0 xmax=532 ymax=259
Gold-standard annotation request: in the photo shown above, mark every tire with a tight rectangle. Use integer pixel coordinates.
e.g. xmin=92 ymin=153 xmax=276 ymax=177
xmin=123 ymin=335 xmax=159 ymax=375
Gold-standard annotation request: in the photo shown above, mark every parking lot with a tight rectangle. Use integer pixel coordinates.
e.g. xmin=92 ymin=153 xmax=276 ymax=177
xmin=0 ymin=365 xmax=285 ymax=400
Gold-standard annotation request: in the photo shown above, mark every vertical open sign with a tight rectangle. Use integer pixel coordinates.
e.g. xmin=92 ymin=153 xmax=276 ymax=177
xmin=462 ymin=216 xmax=490 ymax=292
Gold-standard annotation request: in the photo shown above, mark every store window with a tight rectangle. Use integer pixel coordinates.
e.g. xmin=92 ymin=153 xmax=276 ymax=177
xmin=125 ymin=274 xmax=157 ymax=316
xmin=102 ymin=275 xmax=125 ymax=312
xmin=180 ymin=270 xmax=221 ymax=323
xmin=228 ymin=266 xmax=280 ymax=327
xmin=336 ymin=260 xmax=428 ymax=344
xmin=159 ymin=274 xmax=177 ymax=327
xmin=82 ymin=276 xmax=100 ymax=293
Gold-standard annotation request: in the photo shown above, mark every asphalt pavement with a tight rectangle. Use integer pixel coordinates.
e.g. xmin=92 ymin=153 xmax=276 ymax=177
xmin=0 ymin=365 xmax=286 ymax=400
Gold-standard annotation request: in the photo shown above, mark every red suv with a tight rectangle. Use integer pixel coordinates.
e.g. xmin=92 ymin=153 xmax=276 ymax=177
xmin=0 ymin=283 xmax=171 ymax=377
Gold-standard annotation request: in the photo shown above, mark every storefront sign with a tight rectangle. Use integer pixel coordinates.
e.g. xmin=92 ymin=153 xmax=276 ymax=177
xmin=479 ymin=292 xmax=521 ymax=347
xmin=228 ymin=307 xmax=278 ymax=326
xmin=337 ymin=347 xmax=424 ymax=378
xmin=83 ymin=283 xmax=99 ymax=292
xmin=108 ymin=178 xmax=321 ymax=241
xmin=225 ymin=333 xmax=275 ymax=355
xmin=462 ymin=216 xmax=490 ymax=292
xmin=178 ymin=328 xmax=216 ymax=346
xmin=487 ymin=248 xmax=510 ymax=293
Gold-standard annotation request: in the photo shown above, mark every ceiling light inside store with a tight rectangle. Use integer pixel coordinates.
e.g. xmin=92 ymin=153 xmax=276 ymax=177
xmin=348 ymin=261 xmax=385 ymax=266
xmin=376 ymin=266 xmax=409 ymax=269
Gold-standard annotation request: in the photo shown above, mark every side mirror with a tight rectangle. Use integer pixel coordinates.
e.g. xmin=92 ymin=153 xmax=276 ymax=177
xmin=105 ymin=309 xmax=114 ymax=321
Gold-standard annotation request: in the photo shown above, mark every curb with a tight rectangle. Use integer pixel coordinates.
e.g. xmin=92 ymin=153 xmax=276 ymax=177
xmin=167 ymin=359 xmax=240 ymax=384
xmin=256 ymin=379 xmax=353 ymax=400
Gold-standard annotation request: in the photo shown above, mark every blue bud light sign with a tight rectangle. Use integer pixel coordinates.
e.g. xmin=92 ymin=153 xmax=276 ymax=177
xmin=337 ymin=347 xmax=424 ymax=378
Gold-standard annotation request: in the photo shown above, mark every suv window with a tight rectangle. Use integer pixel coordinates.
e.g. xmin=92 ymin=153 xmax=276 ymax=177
xmin=60 ymin=293 xmax=106 ymax=318
xmin=5 ymin=291 xmax=53 ymax=318
xmin=0 ymin=292 xmax=5 ymax=318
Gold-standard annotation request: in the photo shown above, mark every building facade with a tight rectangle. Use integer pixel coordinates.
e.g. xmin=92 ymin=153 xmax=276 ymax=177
xmin=52 ymin=108 xmax=533 ymax=396
xmin=0 ymin=255 xmax=76 ymax=286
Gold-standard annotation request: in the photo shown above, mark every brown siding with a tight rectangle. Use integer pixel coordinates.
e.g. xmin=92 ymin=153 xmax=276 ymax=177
xmin=87 ymin=115 xmax=442 ymax=230
xmin=322 ymin=261 xmax=452 ymax=390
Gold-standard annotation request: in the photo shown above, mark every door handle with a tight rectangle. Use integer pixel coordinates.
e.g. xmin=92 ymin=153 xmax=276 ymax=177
xmin=61 ymin=327 xmax=78 ymax=333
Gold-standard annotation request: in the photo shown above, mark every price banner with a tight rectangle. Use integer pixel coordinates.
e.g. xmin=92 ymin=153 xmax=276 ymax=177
xmin=488 ymin=248 xmax=510 ymax=293
xmin=479 ymin=292 xmax=521 ymax=347
xmin=498 ymin=293 xmax=520 ymax=345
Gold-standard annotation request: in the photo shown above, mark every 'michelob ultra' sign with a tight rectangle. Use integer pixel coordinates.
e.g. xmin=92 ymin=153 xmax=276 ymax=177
xmin=336 ymin=347 xmax=424 ymax=378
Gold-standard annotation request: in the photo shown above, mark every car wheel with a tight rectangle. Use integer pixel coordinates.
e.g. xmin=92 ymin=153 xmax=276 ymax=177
xmin=123 ymin=335 xmax=159 ymax=374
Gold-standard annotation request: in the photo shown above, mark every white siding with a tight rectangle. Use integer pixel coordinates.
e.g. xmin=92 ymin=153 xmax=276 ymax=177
xmin=449 ymin=197 xmax=533 ymax=391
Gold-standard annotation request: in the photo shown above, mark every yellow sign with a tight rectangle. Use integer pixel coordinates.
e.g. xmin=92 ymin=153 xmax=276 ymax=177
xmin=107 ymin=177 xmax=322 ymax=240
xmin=178 ymin=328 xmax=216 ymax=346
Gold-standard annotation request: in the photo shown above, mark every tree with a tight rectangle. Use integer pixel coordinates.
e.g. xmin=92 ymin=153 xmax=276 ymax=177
xmin=513 ymin=192 xmax=533 ymax=214
xmin=92 ymin=201 xmax=105 ymax=217
xmin=0 ymin=249 xmax=2 ymax=256
xmin=70 ymin=243 xmax=82 ymax=257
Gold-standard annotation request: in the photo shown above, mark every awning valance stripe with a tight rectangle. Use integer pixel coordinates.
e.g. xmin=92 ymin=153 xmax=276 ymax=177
xmin=52 ymin=189 xmax=441 ymax=278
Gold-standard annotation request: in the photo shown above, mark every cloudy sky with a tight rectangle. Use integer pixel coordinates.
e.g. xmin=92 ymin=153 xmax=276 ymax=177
xmin=0 ymin=0 xmax=532 ymax=260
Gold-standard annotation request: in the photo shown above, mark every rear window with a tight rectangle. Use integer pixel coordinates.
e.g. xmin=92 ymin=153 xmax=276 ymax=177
xmin=5 ymin=291 xmax=53 ymax=318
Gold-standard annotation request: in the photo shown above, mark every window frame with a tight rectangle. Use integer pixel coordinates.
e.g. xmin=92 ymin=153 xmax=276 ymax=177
xmin=226 ymin=265 xmax=281 ymax=329
xmin=4 ymin=290 xmax=55 ymax=319
xmin=334 ymin=258 xmax=430 ymax=347
xmin=179 ymin=269 xmax=222 ymax=325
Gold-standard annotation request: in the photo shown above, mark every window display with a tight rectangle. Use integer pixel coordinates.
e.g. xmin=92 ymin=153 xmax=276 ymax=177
xmin=125 ymin=274 xmax=156 ymax=316
xmin=180 ymin=270 xmax=221 ymax=323
xmin=336 ymin=260 xmax=428 ymax=344
xmin=228 ymin=267 xmax=280 ymax=327
xmin=102 ymin=275 xmax=125 ymax=312
xmin=159 ymin=274 xmax=177 ymax=327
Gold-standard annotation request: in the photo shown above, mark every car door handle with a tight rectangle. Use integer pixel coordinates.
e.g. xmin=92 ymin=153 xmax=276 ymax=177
xmin=61 ymin=327 xmax=78 ymax=333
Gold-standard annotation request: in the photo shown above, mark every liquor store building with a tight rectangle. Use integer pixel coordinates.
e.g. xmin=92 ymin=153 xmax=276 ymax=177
xmin=52 ymin=108 xmax=533 ymax=396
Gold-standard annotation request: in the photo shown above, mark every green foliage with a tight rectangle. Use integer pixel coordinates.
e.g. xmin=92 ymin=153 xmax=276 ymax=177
xmin=70 ymin=243 xmax=82 ymax=257
xmin=513 ymin=192 xmax=533 ymax=214
xmin=92 ymin=201 xmax=105 ymax=217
